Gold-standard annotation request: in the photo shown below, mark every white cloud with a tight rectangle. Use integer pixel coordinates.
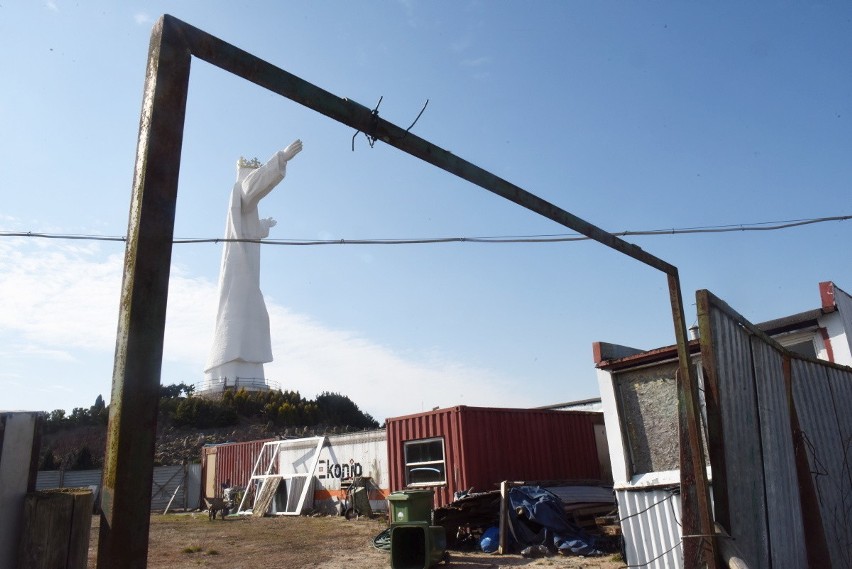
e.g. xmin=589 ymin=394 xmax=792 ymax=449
xmin=0 ymin=240 xmax=121 ymax=350
xmin=134 ymin=12 xmax=151 ymax=25
xmin=45 ymin=1 xmax=59 ymax=13
xmin=460 ymin=56 xmax=490 ymax=68
xmin=0 ymin=343 xmax=76 ymax=362
xmin=265 ymin=306 xmax=532 ymax=420
xmin=0 ymin=237 xmax=529 ymax=419
xmin=451 ymin=37 xmax=472 ymax=54
xmin=397 ymin=0 xmax=417 ymax=28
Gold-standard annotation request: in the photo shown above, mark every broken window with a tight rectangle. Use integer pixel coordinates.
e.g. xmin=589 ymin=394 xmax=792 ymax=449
xmin=404 ymin=437 xmax=446 ymax=486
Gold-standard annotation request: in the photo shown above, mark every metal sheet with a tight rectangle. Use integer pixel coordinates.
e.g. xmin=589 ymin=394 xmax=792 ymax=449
xmin=36 ymin=465 xmax=200 ymax=511
xmin=35 ymin=470 xmax=61 ymax=490
xmin=699 ymin=290 xmax=852 ymax=568
xmin=63 ymin=469 xmax=103 ymax=490
xmin=276 ymin=429 xmax=389 ymax=514
xmin=386 ymin=407 xmax=602 ymax=508
xmin=791 ymin=358 xmax=852 ymax=569
xmin=616 ymin=487 xmax=682 ymax=569
xmin=150 ymin=465 xmax=184 ymax=511
xmin=202 ymin=439 xmax=273 ymax=500
xmin=750 ymin=339 xmax=807 ymax=569
xmin=185 ymin=463 xmax=201 ymax=510
xmin=708 ymin=304 xmax=770 ymax=567
xmin=545 ymin=485 xmax=615 ymax=505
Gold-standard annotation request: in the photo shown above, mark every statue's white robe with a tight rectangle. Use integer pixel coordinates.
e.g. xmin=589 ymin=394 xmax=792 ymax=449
xmin=204 ymin=151 xmax=289 ymax=378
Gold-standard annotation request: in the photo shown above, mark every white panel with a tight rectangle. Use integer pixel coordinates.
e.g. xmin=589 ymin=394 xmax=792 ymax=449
xmin=617 ymin=488 xmax=683 ymax=569
xmin=0 ymin=413 xmax=38 ymax=569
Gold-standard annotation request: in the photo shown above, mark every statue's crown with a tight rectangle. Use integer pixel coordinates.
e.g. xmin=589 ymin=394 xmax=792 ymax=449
xmin=238 ymin=156 xmax=262 ymax=169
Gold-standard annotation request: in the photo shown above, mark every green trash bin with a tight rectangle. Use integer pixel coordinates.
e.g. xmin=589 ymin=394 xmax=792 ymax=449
xmin=390 ymin=522 xmax=448 ymax=569
xmin=387 ymin=490 xmax=433 ymax=525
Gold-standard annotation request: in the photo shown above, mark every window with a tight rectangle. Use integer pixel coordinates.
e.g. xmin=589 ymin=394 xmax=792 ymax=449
xmin=404 ymin=437 xmax=446 ymax=486
xmin=773 ymin=329 xmax=819 ymax=359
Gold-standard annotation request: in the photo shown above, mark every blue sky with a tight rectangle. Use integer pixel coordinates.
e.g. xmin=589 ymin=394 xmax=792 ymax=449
xmin=1 ymin=1 xmax=850 ymax=422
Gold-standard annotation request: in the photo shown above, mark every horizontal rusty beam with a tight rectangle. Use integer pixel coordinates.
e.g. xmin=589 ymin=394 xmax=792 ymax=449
xmin=175 ymin=16 xmax=675 ymax=275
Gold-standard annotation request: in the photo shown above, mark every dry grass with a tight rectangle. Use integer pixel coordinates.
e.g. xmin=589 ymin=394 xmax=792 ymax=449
xmin=87 ymin=514 xmax=623 ymax=568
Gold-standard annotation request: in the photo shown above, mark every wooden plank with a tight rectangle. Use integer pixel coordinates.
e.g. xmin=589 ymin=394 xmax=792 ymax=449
xmin=497 ymin=481 xmax=508 ymax=555
xmin=252 ymin=477 xmax=282 ymax=518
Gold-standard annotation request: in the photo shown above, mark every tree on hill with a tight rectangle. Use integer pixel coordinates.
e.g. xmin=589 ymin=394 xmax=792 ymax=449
xmin=315 ymin=392 xmax=378 ymax=428
xmin=42 ymin=384 xmax=379 ymax=432
xmin=43 ymin=394 xmax=109 ymax=432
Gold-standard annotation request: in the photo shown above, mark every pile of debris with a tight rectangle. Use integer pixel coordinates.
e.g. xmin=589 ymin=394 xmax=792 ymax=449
xmin=434 ymin=481 xmax=620 ymax=557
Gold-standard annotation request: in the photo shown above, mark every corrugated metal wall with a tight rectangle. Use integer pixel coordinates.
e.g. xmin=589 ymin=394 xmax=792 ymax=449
xmin=792 ymin=359 xmax=852 ymax=568
xmin=706 ymin=301 xmax=773 ymax=567
xmin=700 ymin=289 xmax=852 ymax=569
xmin=386 ymin=406 xmax=602 ymax=508
xmin=202 ymin=439 xmax=273 ymax=500
xmin=617 ymin=488 xmax=682 ymax=569
xmin=35 ymin=470 xmax=61 ymax=490
xmin=36 ymin=463 xmax=201 ymax=511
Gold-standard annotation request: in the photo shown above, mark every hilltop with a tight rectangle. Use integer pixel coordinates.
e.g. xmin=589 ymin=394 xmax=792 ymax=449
xmin=38 ymin=385 xmax=379 ymax=470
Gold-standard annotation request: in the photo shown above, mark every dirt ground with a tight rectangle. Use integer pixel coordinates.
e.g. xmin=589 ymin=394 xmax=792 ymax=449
xmin=87 ymin=514 xmax=625 ymax=569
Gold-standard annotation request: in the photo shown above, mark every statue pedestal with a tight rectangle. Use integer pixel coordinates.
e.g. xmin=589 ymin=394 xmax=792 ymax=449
xmin=199 ymin=361 xmax=269 ymax=395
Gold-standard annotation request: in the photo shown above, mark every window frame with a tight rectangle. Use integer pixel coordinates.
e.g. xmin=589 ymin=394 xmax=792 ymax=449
xmin=403 ymin=437 xmax=447 ymax=487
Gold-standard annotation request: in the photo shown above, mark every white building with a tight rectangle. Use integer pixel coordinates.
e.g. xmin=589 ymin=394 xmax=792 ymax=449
xmin=595 ymin=281 xmax=852 ymax=568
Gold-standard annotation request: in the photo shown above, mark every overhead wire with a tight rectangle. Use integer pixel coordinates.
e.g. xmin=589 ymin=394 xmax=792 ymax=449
xmin=0 ymin=214 xmax=849 ymax=246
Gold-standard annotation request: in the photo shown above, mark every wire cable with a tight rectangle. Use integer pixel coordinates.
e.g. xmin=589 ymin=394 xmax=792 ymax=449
xmin=619 ymin=539 xmax=683 ymax=568
xmin=1 ymin=214 xmax=849 ymax=246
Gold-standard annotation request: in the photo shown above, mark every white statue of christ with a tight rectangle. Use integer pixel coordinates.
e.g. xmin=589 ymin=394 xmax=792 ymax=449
xmin=204 ymin=139 xmax=303 ymax=388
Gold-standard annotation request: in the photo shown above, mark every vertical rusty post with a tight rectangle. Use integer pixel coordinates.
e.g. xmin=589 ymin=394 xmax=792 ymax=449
xmin=98 ymin=17 xmax=190 ymax=569
xmin=696 ymin=290 xmax=731 ymax=532
xmin=668 ymin=273 xmax=716 ymax=568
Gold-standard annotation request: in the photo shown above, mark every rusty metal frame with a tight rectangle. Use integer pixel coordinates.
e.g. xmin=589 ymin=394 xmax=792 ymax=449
xmin=100 ymin=14 xmax=715 ymax=567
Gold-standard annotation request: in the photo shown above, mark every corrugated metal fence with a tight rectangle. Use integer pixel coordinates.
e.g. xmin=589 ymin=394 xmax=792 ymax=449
xmin=698 ymin=289 xmax=852 ymax=569
xmin=36 ymin=463 xmax=201 ymax=512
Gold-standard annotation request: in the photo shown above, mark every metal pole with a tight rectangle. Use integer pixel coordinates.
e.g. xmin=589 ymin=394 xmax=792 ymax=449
xmin=668 ymin=272 xmax=716 ymax=567
xmin=98 ymin=16 xmax=190 ymax=569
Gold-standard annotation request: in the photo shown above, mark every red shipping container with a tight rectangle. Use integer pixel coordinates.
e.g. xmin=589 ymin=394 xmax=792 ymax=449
xmin=386 ymin=406 xmax=603 ymax=508
xmin=201 ymin=439 xmax=273 ymax=501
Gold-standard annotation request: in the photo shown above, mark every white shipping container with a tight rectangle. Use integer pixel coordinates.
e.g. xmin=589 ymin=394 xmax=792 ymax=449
xmin=274 ymin=429 xmax=389 ymax=515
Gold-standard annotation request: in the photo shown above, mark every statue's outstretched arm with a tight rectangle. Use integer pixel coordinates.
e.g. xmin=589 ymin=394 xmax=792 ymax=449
xmin=241 ymin=139 xmax=303 ymax=210
xmin=280 ymin=139 xmax=302 ymax=162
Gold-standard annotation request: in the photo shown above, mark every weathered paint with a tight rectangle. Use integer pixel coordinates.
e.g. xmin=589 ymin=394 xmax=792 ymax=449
xmin=35 ymin=464 xmax=202 ymax=512
xmin=0 ymin=412 xmax=40 ymax=569
xmin=597 ymin=354 xmax=695 ymax=569
xmin=201 ymin=431 xmax=390 ymax=514
xmin=99 ymin=16 xmax=191 ymax=569
xmin=276 ymin=429 xmax=389 ymax=513
xmin=617 ymin=487 xmax=683 ymax=569
xmin=386 ymin=406 xmax=602 ymax=508
xmin=201 ymin=439 xmax=273 ymax=501
xmin=698 ymin=289 xmax=852 ymax=568
xmin=791 ymin=358 xmax=852 ymax=567
xmin=600 ymin=286 xmax=852 ymax=569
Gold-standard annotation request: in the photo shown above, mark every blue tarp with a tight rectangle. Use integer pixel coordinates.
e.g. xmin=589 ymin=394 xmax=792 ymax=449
xmin=507 ymin=486 xmax=604 ymax=556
